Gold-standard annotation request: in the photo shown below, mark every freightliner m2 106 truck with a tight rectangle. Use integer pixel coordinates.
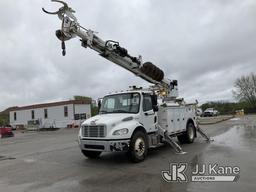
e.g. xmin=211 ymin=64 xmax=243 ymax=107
xmin=43 ymin=0 xmax=211 ymax=162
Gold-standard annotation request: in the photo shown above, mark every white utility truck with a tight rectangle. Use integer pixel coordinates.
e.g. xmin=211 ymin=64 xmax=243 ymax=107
xmin=43 ymin=0 xmax=211 ymax=162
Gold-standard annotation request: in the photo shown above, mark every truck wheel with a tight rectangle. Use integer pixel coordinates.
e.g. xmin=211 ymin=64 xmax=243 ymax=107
xmin=128 ymin=131 xmax=148 ymax=163
xmin=177 ymin=122 xmax=195 ymax=144
xmin=81 ymin=150 xmax=102 ymax=159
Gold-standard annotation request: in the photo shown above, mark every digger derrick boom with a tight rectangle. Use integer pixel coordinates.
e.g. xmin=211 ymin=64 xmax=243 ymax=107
xmin=43 ymin=0 xmax=178 ymax=97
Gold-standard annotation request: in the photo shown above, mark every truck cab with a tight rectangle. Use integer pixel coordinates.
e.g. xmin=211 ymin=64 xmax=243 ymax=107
xmin=78 ymin=88 xmax=197 ymax=162
xmin=78 ymin=89 xmax=158 ymax=161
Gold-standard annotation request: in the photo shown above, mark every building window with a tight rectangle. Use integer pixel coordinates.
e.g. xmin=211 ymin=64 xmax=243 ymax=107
xmin=74 ymin=113 xmax=86 ymax=120
xmin=64 ymin=106 xmax=68 ymax=117
xmin=31 ymin=110 xmax=35 ymax=119
xmin=14 ymin=112 xmax=17 ymax=121
xmin=44 ymin=109 xmax=48 ymax=119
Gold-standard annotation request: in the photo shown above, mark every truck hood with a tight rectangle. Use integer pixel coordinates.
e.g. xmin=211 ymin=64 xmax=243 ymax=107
xmin=82 ymin=113 xmax=137 ymax=127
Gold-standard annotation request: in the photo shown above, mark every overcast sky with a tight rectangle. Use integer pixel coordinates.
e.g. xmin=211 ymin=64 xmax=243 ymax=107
xmin=0 ymin=0 xmax=255 ymax=111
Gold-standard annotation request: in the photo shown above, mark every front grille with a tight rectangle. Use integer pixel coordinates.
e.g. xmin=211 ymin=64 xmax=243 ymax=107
xmin=82 ymin=125 xmax=106 ymax=137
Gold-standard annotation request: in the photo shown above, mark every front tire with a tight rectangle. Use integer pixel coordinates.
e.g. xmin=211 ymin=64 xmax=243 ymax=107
xmin=128 ymin=131 xmax=148 ymax=163
xmin=177 ymin=122 xmax=196 ymax=144
xmin=81 ymin=150 xmax=102 ymax=159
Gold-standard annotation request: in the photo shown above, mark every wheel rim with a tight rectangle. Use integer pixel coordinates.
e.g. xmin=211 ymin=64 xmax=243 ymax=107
xmin=188 ymin=124 xmax=195 ymax=140
xmin=134 ymin=137 xmax=145 ymax=157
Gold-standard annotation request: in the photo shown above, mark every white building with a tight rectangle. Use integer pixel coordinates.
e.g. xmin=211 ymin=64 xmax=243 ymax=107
xmin=9 ymin=100 xmax=91 ymax=129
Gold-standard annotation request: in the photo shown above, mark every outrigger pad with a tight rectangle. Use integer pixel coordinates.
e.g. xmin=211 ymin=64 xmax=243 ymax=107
xmin=196 ymin=126 xmax=214 ymax=142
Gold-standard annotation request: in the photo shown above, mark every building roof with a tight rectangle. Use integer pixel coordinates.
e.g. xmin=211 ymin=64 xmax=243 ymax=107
xmin=0 ymin=106 xmax=19 ymax=115
xmin=9 ymin=100 xmax=91 ymax=112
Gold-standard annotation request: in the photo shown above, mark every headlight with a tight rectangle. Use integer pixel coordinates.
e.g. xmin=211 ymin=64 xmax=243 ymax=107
xmin=113 ymin=128 xmax=129 ymax=135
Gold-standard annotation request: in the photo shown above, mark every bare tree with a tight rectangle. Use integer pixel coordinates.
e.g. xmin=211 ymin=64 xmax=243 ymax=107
xmin=233 ymin=73 xmax=256 ymax=107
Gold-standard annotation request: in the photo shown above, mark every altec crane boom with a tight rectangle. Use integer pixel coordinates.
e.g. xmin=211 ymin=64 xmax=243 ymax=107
xmin=42 ymin=0 xmax=178 ymax=98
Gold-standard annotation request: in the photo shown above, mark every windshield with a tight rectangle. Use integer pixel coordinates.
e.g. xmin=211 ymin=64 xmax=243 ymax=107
xmin=100 ymin=93 xmax=140 ymax=114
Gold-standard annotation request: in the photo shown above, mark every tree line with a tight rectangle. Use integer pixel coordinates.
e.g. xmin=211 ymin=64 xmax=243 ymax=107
xmin=201 ymin=73 xmax=256 ymax=115
xmin=201 ymin=101 xmax=255 ymax=115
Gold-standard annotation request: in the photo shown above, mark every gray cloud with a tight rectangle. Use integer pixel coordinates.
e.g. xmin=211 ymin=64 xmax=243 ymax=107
xmin=0 ymin=0 xmax=255 ymax=110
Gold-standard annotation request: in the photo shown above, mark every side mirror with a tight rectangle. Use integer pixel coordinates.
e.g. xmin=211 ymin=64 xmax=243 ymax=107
xmin=153 ymin=105 xmax=159 ymax=112
xmin=151 ymin=95 xmax=158 ymax=106
xmin=97 ymin=100 xmax=102 ymax=114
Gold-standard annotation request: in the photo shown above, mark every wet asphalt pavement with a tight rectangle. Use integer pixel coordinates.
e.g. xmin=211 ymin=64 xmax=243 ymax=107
xmin=0 ymin=115 xmax=256 ymax=192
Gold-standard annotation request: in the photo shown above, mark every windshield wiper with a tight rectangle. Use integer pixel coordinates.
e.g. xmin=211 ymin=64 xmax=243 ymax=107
xmin=112 ymin=110 xmax=129 ymax=113
xmin=99 ymin=110 xmax=108 ymax=114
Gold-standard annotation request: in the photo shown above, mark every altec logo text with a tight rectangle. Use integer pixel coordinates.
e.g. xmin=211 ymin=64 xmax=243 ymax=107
xmin=162 ymin=163 xmax=240 ymax=182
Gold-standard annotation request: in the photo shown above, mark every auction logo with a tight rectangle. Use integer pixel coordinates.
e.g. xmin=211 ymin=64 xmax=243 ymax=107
xmin=162 ymin=163 xmax=188 ymax=182
xmin=162 ymin=163 xmax=240 ymax=182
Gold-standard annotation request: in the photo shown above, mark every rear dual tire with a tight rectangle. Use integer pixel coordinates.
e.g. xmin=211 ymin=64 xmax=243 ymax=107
xmin=177 ymin=122 xmax=196 ymax=144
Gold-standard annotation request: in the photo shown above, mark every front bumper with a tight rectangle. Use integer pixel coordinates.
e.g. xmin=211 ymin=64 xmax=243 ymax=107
xmin=79 ymin=138 xmax=130 ymax=152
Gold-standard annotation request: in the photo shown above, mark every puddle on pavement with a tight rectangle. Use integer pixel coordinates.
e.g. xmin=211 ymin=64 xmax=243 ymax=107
xmin=213 ymin=122 xmax=256 ymax=151
xmin=23 ymin=158 xmax=36 ymax=163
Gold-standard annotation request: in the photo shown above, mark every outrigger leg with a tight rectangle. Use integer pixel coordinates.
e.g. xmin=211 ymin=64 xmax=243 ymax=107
xmin=157 ymin=125 xmax=186 ymax=154
xmin=196 ymin=124 xmax=214 ymax=142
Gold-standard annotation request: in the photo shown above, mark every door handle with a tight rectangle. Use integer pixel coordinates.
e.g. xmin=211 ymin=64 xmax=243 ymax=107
xmin=144 ymin=112 xmax=154 ymax=116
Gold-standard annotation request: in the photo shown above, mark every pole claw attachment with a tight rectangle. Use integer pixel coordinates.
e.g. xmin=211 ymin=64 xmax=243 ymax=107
xmin=42 ymin=0 xmax=76 ymax=21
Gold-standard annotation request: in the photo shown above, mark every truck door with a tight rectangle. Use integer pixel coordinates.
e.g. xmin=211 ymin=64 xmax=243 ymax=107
xmin=141 ymin=94 xmax=156 ymax=132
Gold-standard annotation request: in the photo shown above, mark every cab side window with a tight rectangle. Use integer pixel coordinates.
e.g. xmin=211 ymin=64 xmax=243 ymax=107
xmin=143 ymin=94 xmax=153 ymax=112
